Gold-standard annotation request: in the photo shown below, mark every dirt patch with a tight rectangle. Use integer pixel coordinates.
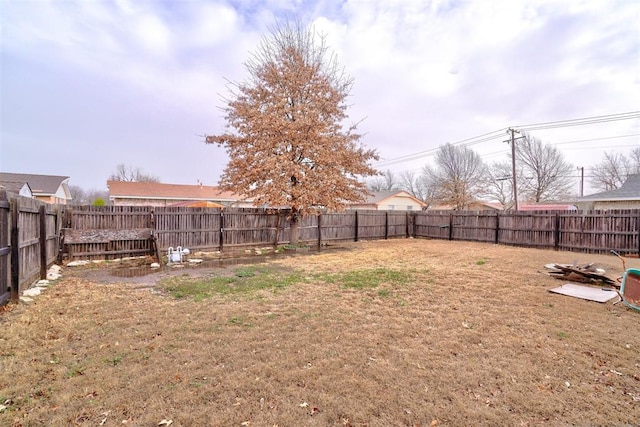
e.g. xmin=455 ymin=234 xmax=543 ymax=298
xmin=1 ymin=239 xmax=639 ymax=426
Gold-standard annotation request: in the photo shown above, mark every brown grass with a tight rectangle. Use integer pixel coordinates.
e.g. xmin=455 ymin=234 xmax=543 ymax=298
xmin=1 ymin=239 xmax=639 ymax=426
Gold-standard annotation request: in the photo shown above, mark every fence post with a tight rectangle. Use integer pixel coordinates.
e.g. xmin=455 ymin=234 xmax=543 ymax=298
xmin=0 ymin=192 xmax=9 ymax=306
xmin=448 ymin=212 xmax=454 ymax=241
xmin=384 ymin=211 xmax=389 ymax=240
xmin=10 ymin=199 xmax=19 ymax=302
xmin=636 ymin=213 xmax=640 ymax=256
xmin=219 ymin=211 xmax=224 ymax=252
xmin=65 ymin=206 xmax=73 ymax=228
xmin=274 ymin=211 xmax=281 ymax=247
xmin=317 ymin=214 xmax=322 ymax=248
xmin=554 ymin=212 xmax=561 ymax=251
xmin=39 ymin=205 xmax=47 ymax=280
xmin=354 ymin=211 xmax=359 ymax=242
xmin=494 ymin=211 xmax=500 ymax=244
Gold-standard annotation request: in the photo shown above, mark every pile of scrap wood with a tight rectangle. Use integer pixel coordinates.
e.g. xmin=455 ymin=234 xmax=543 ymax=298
xmin=544 ymin=263 xmax=618 ymax=287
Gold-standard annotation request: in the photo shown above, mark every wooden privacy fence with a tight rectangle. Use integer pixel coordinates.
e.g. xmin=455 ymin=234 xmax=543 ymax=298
xmin=416 ymin=210 xmax=640 ymax=254
xmin=0 ymin=191 xmax=61 ymax=304
xmin=59 ymin=206 xmax=640 ymax=261
xmin=60 ymin=207 xmax=413 ymax=260
xmin=2 ymin=199 xmax=639 ymax=306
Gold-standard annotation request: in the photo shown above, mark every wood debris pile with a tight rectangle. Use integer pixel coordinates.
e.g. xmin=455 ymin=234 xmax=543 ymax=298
xmin=545 ymin=263 xmax=618 ymax=287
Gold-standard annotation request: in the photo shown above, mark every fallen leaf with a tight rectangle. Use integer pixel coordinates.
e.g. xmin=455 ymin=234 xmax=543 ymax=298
xmin=158 ymin=420 xmax=173 ymax=426
xmin=299 ymin=402 xmax=309 ymax=408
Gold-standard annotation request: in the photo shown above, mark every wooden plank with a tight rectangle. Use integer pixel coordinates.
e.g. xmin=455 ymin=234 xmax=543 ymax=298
xmin=63 ymin=228 xmax=152 ymax=244
xmin=10 ymin=199 xmax=19 ymax=302
xmin=354 ymin=211 xmax=359 ymax=242
xmin=0 ymin=191 xmax=9 ymax=306
xmin=67 ymin=248 xmax=152 ymax=257
xmin=39 ymin=205 xmax=47 ymax=279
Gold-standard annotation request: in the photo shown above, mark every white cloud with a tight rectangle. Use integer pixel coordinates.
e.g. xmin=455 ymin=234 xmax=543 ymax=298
xmin=1 ymin=0 xmax=638 ymax=189
xmin=135 ymin=14 xmax=172 ymax=55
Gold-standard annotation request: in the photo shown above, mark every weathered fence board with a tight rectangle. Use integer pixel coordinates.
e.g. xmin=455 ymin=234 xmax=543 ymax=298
xmin=17 ymin=197 xmax=46 ymax=289
xmin=556 ymin=210 xmax=640 ymax=254
xmin=412 ymin=209 xmax=640 ymax=255
xmin=0 ymin=193 xmax=61 ymax=305
xmin=317 ymin=212 xmax=356 ymax=241
xmin=155 ymin=207 xmax=222 ymax=250
xmin=414 ymin=211 xmax=451 ymax=240
xmin=57 ymin=206 xmax=640 ymax=261
xmin=0 ymin=191 xmax=10 ymax=305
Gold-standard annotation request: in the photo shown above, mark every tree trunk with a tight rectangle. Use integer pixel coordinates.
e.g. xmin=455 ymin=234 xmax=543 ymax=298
xmin=289 ymin=217 xmax=300 ymax=245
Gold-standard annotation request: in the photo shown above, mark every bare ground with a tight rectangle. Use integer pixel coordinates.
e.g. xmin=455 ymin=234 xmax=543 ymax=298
xmin=1 ymin=239 xmax=639 ymax=426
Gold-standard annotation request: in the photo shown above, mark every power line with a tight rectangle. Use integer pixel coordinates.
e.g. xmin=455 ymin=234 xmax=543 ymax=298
xmin=374 ymin=111 xmax=640 ymax=168
xmin=481 ymin=139 xmax=639 ymax=160
xmin=515 ymin=111 xmax=640 ymax=131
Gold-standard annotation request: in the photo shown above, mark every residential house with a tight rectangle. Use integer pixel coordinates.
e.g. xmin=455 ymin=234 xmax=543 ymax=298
xmin=107 ymin=181 xmax=253 ymax=207
xmin=574 ymin=174 xmax=640 ymax=210
xmin=0 ymin=180 xmax=33 ymax=198
xmin=348 ymin=190 xmax=427 ymax=211
xmin=0 ymin=172 xmax=72 ymax=204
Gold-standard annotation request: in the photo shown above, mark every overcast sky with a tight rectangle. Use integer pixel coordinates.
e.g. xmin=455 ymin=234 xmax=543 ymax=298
xmin=1 ymin=0 xmax=639 ymax=195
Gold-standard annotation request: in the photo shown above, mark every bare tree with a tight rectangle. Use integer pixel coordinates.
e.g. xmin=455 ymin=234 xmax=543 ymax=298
xmin=484 ymin=161 xmax=518 ymax=210
xmin=367 ymin=169 xmax=399 ymax=192
xmin=69 ymin=185 xmax=110 ymax=205
xmin=416 ymin=172 xmax=442 ymax=209
xmin=109 ymin=163 xmax=160 ymax=183
xmin=630 ymin=147 xmax=640 ymax=173
xmin=590 ymin=151 xmax=630 ymax=191
xmin=422 ymin=143 xmax=486 ymax=210
xmin=515 ymin=134 xmax=574 ymax=202
xmin=591 ymin=147 xmax=640 ymax=192
xmin=206 ymin=21 xmax=378 ymax=244
xmin=397 ymin=170 xmax=437 ymax=208
xmin=398 ymin=170 xmax=421 ymax=198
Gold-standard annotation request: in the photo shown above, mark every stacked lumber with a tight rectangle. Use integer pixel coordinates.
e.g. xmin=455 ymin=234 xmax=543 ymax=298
xmin=545 ymin=263 xmax=618 ymax=287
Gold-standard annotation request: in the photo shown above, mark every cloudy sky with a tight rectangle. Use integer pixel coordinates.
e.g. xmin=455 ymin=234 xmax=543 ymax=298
xmin=1 ymin=0 xmax=639 ymax=194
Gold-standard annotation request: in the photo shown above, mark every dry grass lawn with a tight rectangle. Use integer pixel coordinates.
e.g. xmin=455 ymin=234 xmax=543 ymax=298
xmin=1 ymin=239 xmax=639 ymax=426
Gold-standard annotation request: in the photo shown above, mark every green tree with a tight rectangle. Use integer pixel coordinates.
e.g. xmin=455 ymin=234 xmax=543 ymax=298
xmin=206 ymin=21 xmax=378 ymax=244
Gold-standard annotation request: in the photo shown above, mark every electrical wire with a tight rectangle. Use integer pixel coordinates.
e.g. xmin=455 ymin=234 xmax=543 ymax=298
xmin=374 ymin=111 xmax=640 ymax=168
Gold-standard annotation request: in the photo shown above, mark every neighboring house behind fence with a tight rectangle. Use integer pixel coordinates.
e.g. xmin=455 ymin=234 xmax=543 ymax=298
xmin=575 ymin=174 xmax=640 ymax=210
xmin=349 ymin=190 xmax=427 ymax=211
xmin=107 ymin=181 xmax=254 ymax=207
xmin=0 ymin=172 xmax=71 ymax=204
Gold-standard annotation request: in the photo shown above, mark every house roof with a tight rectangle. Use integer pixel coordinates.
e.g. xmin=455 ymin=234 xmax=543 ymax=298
xmin=168 ymin=200 xmax=226 ymax=208
xmin=357 ymin=190 xmax=427 ymax=207
xmin=518 ymin=204 xmax=577 ymax=211
xmin=0 ymin=172 xmax=70 ymax=196
xmin=107 ymin=181 xmax=247 ymax=202
xmin=577 ymin=174 xmax=640 ymax=201
xmin=0 ymin=180 xmax=31 ymax=194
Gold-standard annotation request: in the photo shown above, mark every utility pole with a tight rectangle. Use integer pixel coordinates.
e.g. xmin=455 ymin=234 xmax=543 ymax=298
xmin=578 ymin=166 xmax=584 ymax=197
xmin=507 ymin=128 xmax=520 ymax=211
